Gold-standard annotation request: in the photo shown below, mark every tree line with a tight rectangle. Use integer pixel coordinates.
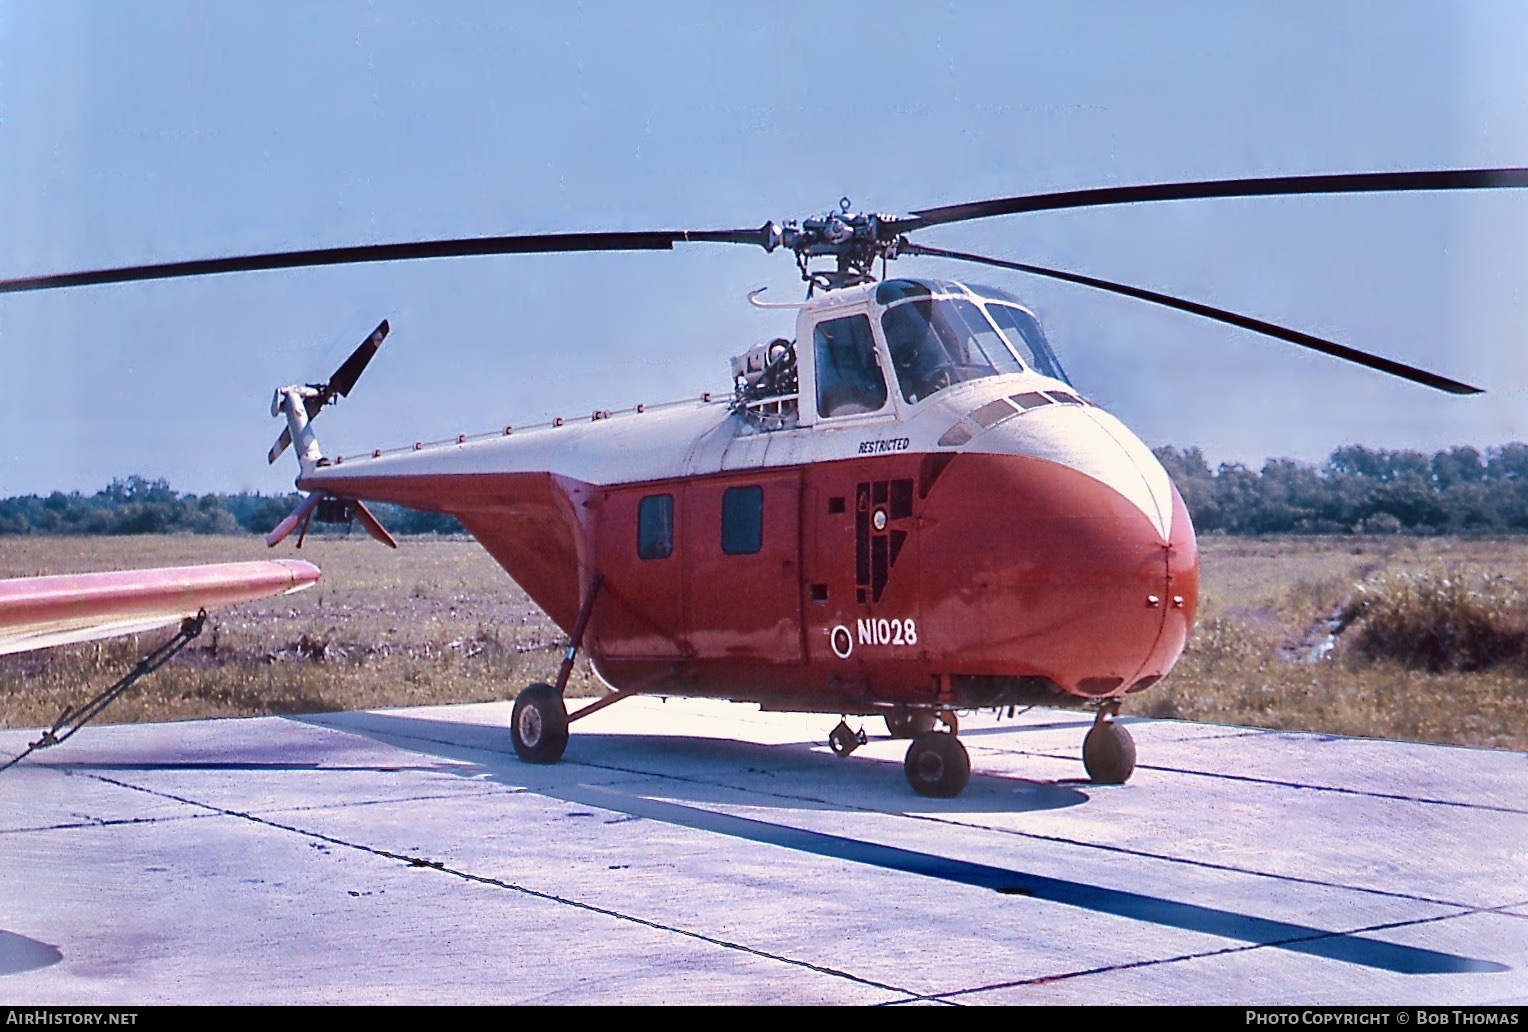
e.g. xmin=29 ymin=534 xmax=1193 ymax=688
xmin=1155 ymin=443 xmax=1528 ymax=535
xmin=0 ymin=476 xmax=463 ymax=537
xmin=4 ymin=444 xmax=1528 ymax=538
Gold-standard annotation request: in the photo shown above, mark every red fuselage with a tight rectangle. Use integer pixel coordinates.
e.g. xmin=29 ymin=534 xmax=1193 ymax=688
xmin=308 ymin=448 xmax=1197 ymax=713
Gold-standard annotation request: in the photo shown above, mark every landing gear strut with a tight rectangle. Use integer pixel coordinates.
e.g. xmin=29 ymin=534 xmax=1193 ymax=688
xmin=1083 ymin=704 xmax=1136 ymax=784
xmin=903 ymin=726 xmax=970 ymax=798
xmin=883 ymin=709 xmax=937 ymax=739
xmin=510 ymin=574 xmax=599 ymax=766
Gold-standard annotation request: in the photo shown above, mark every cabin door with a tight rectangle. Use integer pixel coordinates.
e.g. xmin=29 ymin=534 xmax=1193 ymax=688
xmin=592 ymin=486 xmax=689 ymax=660
xmin=683 ymin=469 xmax=804 ymax=662
xmin=800 ymin=468 xmax=922 ymax=666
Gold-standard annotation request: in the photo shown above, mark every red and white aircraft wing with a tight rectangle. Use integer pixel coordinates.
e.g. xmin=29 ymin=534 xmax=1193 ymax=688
xmin=0 ymin=559 xmax=321 ymax=656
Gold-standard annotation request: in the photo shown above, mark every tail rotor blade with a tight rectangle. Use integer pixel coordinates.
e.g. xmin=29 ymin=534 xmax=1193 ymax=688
xmin=267 ymin=425 xmax=294 ymax=465
xmin=328 ymin=320 xmax=389 ymax=398
xmin=269 ymin=319 xmax=390 ymax=466
xmin=266 ymin=492 xmax=325 ymax=548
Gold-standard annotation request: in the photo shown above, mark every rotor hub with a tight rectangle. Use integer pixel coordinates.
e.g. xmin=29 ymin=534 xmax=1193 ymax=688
xmin=774 ymin=199 xmax=920 ymax=291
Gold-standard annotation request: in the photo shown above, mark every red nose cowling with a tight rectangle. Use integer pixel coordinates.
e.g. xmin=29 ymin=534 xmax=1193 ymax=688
xmin=918 ymin=452 xmax=1199 ymax=699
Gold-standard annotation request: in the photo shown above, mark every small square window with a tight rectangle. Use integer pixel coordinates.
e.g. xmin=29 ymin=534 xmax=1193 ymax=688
xmin=637 ymin=494 xmax=673 ymax=559
xmin=722 ymin=485 xmax=763 ymax=555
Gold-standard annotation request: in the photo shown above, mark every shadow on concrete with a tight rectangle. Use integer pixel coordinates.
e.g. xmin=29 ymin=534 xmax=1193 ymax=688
xmin=547 ymin=783 xmax=1505 ymax=977
xmin=297 ymin=710 xmax=1506 ymax=977
xmin=0 ymin=931 xmax=61 ymax=977
xmin=296 ymin=709 xmax=1088 ymax=816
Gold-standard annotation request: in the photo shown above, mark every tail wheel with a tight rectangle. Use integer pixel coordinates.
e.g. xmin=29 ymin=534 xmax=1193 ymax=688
xmin=511 ymin=682 xmax=569 ymax=764
xmin=904 ymin=731 xmax=970 ymax=798
xmin=884 ymin=710 xmax=937 ymax=739
xmin=1083 ymin=719 xmax=1136 ymax=784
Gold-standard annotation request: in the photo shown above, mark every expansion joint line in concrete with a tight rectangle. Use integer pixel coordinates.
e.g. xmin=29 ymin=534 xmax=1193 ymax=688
xmin=0 ymin=810 xmax=222 ymax=835
xmin=567 ymin=756 xmax=1494 ymax=912
xmin=84 ymin=772 xmax=925 ymax=1003
xmin=922 ymin=903 xmax=1526 ymax=1002
xmin=896 ymin=812 xmax=1484 ymax=910
xmin=985 ymin=741 xmax=1528 ymax=816
xmin=1131 ymin=762 xmax=1528 ymax=816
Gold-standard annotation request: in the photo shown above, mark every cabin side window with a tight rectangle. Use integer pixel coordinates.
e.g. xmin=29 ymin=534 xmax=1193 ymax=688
xmin=721 ymin=485 xmax=763 ymax=556
xmin=813 ymin=314 xmax=887 ymax=418
xmin=637 ymin=494 xmax=674 ymax=560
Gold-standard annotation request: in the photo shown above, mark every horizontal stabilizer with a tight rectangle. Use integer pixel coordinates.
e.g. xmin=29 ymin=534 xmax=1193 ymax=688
xmin=266 ymin=492 xmax=324 ymax=548
xmin=352 ymin=501 xmax=399 ymax=549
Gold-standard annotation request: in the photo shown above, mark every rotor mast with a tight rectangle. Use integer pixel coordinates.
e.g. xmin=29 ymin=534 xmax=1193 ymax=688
xmin=767 ymin=197 xmax=917 ymax=293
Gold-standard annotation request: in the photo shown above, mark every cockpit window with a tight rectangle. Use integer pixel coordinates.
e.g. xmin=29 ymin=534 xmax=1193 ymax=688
xmin=985 ymin=304 xmax=1065 ymax=382
xmin=881 ymin=298 xmax=1024 ymax=404
xmin=874 ymin=280 xmax=933 ymax=304
xmin=813 ymin=314 xmax=888 ymax=418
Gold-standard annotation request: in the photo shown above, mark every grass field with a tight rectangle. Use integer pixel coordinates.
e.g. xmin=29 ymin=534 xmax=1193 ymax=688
xmin=0 ymin=535 xmax=599 ymax=733
xmin=1151 ymin=535 xmax=1528 ymax=750
xmin=0 ymin=534 xmax=1524 ymax=752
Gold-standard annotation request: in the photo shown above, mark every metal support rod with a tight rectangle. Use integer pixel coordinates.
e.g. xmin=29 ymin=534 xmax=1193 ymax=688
xmin=553 ymin=573 xmax=603 ymax=697
xmin=566 ymin=665 xmax=678 ymax=725
xmin=1093 ymin=698 xmax=1123 ymax=724
xmin=1 ymin=610 xmax=207 ymax=773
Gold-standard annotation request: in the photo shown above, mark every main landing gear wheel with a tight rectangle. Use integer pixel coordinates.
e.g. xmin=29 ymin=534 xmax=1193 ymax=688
xmin=1083 ymin=717 xmax=1136 ymax=784
xmin=884 ymin=710 xmax=937 ymax=739
xmin=511 ymin=682 xmax=568 ymax=764
xmin=904 ymin=731 xmax=970 ymax=798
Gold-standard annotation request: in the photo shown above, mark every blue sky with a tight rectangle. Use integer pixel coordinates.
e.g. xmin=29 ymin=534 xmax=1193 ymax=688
xmin=3 ymin=1 xmax=1528 ymax=495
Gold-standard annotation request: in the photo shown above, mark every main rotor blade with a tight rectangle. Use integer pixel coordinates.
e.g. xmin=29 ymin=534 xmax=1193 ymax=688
xmin=908 ymin=168 xmax=1528 ymax=229
xmin=0 ymin=226 xmax=773 ymax=295
xmin=901 ymin=242 xmax=1483 ymax=395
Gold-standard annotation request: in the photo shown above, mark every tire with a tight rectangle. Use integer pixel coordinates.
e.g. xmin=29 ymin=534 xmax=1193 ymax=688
xmin=884 ymin=710 xmax=937 ymax=739
xmin=904 ymin=731 xmax=971 ymax=798
xmin=1083 ymin=719 xmax=1136 ymax=784
xmin=511 ymin=682 xmax=569 ymax=764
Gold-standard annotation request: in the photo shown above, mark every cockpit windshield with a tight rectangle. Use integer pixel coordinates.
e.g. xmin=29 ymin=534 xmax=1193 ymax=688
xmin=985 ymin=303 xmax=1065 ymax=382
xmin=872 ymin=280 xmax=1070 ymax=404
xmin=881 ymin=299 xmax=1020 ymax=404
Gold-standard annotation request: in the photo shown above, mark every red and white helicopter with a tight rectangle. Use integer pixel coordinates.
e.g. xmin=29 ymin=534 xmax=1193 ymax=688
xmin=2 ymin=169 xmax=1512 ymax=796
xmin=0 ymin=558 xmax=320 ymax=767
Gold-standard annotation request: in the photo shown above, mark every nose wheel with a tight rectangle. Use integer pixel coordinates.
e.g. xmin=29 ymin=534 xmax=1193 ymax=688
xmin=904 ymin=730 xmax=970 ymax=797
xmin=1083 ymin=708 xmax=1136 ymax=784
